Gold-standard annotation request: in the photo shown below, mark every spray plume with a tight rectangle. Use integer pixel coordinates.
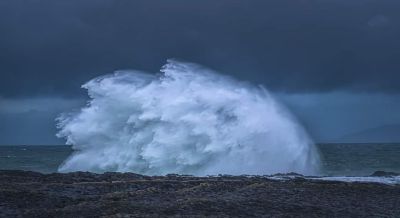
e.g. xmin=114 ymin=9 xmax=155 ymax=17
xmin=57 ymin=60 xmax=320 ymax=175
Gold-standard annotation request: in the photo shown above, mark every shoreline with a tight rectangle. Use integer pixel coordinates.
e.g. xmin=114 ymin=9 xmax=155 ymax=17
xmin=1 ymin=170 xmax=399 ymax=217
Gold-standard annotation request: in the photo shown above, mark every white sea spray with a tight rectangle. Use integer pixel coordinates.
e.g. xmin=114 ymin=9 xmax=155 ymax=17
xmin=57 ymin=60 xmax=320 ymax=175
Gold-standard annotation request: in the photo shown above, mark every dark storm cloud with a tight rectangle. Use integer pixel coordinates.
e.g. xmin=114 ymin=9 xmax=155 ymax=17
xmin=1 ymin=0 xmax=400 ymax=97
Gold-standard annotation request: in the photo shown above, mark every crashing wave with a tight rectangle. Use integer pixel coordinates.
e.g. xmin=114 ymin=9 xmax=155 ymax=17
xmin=57 ymin=60 xmax=320 ymax=175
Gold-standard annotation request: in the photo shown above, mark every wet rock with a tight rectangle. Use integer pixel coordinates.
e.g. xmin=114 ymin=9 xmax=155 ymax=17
xmin=0 ymin=170 xmax=399 ymax=217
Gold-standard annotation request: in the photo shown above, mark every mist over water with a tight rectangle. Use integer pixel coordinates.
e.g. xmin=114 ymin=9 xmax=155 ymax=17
xmin=57 ymin=60 xmax=320 ymax=175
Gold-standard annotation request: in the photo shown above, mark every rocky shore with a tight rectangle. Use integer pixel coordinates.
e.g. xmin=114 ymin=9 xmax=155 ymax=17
xmin=1 ymin=170 xmax=399 ymax=217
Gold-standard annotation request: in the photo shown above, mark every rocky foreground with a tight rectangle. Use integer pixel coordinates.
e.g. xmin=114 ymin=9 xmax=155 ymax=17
xmin=0 ymin=170 xmax=399 ymax=217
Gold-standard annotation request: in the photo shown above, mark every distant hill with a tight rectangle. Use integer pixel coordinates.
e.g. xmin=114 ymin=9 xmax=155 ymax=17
xmin=338 ymin=124 xmax=400 ymax=143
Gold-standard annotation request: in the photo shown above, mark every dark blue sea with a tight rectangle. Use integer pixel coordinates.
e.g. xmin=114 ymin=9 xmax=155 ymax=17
xmin=1 ymin=144 xmax=399 ymax=176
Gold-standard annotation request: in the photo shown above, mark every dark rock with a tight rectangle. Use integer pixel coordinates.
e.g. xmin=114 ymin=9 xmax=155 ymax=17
xmin=0 ymin=170 xmax=399 ymax=217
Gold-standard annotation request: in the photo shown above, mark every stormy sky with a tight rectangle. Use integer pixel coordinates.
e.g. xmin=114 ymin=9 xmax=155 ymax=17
xmin=1 ymin=0 xmax=400 ymax=144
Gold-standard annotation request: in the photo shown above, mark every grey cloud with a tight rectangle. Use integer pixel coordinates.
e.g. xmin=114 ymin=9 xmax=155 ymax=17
xmin=1 ymin=0 xmax=400 ymax=97
xmin=367 ymin=15 xmax=390 ymax=28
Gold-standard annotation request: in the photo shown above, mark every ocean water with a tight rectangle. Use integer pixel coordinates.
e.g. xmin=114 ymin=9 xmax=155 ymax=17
xmin=0 ymin=143 xmax=399 ymax=176
xmin=0 ymin=145 xmax=72 ymax=174
xmin=319 ymin=143 xmax=400 ymax=176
